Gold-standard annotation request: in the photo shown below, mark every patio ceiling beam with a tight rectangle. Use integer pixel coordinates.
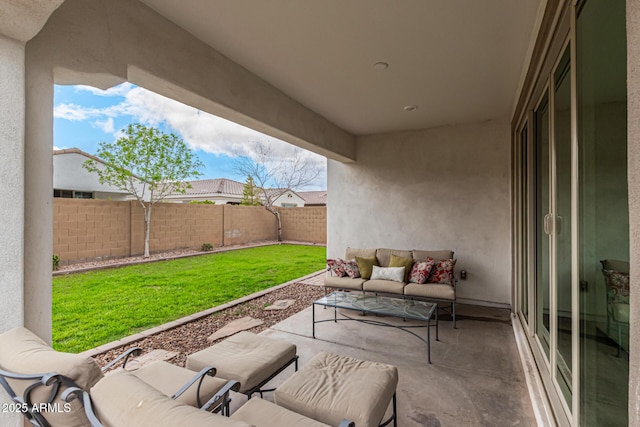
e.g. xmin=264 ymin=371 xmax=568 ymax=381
xmin=30 ymin=0 xmax=356 ymax=163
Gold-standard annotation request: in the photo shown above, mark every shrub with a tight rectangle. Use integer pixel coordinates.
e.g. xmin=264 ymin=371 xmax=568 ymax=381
xmin=201 ymin=243 xmax=214 ymax=252
xmin=52 ymin=254 xmax=60 ymax=271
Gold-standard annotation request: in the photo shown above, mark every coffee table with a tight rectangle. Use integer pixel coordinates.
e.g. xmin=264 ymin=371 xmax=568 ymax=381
xmin=312 ymin=291 xmax=439 ymax=363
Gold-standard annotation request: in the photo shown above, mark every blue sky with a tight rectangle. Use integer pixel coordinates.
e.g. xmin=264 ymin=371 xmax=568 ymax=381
xmin=53 ymin=83 xmax=327 ymax=189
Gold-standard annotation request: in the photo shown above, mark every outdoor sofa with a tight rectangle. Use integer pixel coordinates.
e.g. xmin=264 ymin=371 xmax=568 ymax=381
xmin=325 ymin=247 xmax=458 ymax=326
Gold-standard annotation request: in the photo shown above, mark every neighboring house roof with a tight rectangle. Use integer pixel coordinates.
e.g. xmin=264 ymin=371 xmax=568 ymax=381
xmin=182 ymin=178 xmax=245 ymax=196
xmin=169 ymin=178 xmax=327 ymax=206
xmin=54 ymin=147 xmax=104 ymax=164
xmin=298 ymin=191 xmax=327 ymax=206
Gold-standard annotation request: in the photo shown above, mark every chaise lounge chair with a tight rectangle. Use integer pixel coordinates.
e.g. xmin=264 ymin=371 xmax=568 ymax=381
xmin=0 ymin=327 xmax=236 ymax=426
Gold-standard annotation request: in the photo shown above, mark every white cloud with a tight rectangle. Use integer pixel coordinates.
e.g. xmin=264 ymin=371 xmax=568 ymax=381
xmin=74 ymin=82 xmax=136 ymax=97
xmin=94 ymin=117 xmax=115 ymax=133
xmin=56 ymin=83 xmax=328 ymax=189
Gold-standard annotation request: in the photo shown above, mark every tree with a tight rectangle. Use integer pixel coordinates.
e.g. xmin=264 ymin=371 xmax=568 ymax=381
xmin=234 ymin=141 xmax=321 ymax=241
xmin=84 ymin=123 xmax=203 ymax=257
xmin=240 ymin=176 xmax=262 ymax=206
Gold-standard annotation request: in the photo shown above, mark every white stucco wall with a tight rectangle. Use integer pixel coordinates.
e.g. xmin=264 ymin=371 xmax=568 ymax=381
xmin=0 ymin=35 xmax=26 ymax=331
xmin=328 ymin=119 xmax=512 ymax=306
xmin=626 ymin=1 xmax=640 ymax=424
xmin=54 ymin=151 xmax=135 ymax=201
xmin=273 ymin=191 xmax=306 ymax=207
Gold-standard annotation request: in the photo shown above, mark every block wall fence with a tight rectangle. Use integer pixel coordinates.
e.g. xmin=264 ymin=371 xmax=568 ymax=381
xmin=53 ymin=199 xmax=327 ymax=264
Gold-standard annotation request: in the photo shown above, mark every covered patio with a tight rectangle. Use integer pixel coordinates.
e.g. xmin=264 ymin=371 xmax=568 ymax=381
xmin=246 ymin=300 xmax=537 ymax=426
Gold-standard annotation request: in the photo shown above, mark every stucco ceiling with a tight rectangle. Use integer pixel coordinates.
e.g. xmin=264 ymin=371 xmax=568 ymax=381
xmin=140 ymin=0 xmax=543 ymax=136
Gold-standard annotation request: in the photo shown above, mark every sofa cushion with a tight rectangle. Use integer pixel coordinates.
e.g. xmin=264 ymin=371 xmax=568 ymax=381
xmin=404 ymin=283 xmax=455 ymax=300
xmin=370 ymin=266 xmax=405 ymax=282
xmin=324 ymin=276 xmax=366 ymax=291
xmin=409 ymin=259 xmax=436 ymax=284
xmin=389 ymin=254 xmax=414 ymax=282
xmin=364 ymin=279 xmax=406 ymax=295
xmin=91 ymin=370 xmax=252 ymax=427
xmin=341 ymin=259 xmax=361 ymax=278
xmin=603 ymin=269 xmax=630 ymax=303
xmin=413 ymin=249 xmax=454 ymax=261
xmin=326 ymin=259 xmax=346 ymax=277
xmin=345 ymin=247 xmax=377 ymax=260
xmin=355 ymin=256 xmax=378 ymax=279
xmin=602 ymin=259 xmax=630 ymax=273
xmin=428 ymin=259 xmax=457 ymax=285
xmin=376 ymin=248 xmax=412 ymax=267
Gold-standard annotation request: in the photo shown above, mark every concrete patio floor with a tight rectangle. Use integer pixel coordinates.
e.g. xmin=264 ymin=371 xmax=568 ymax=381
xmin=226 ymin=301 xmax=537 ymax=427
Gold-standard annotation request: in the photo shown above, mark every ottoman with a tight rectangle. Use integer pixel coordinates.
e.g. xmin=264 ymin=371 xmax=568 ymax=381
xmin=186 ymin=331 xmax=298 ymax=397
xmin=275 ymin=351 xmax=398 ymax=427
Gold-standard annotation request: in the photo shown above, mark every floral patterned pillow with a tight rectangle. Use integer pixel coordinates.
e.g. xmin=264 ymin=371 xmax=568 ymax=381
xmin=427 ymin=258 xmax=457 ymax=285
xmin=327 ymin=259 xmax=346 ymax=277
xmin=342 ymin=259 xmax=361 ymax=278
xmin=603 ymin=269 xmax=630 ymax=303
xmin=409 ymin=259 xmax=436 ymax=284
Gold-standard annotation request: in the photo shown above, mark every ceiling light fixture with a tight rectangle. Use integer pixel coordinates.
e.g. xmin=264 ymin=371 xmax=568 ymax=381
xmin=373 ymin=62 xmax=389 ymax=70
xmin=403 ymin=105 xmax=418 ymax=112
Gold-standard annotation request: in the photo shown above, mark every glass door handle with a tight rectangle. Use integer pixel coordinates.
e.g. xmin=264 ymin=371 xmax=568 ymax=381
xmin=543 ymin=213 xmax=553 ymax=235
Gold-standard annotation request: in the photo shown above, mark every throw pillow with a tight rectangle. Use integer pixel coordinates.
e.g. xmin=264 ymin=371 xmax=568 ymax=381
xmin=427 ymin=258 xmax=457 ymax=285
xmin=342 ymin=259 xmax=361 ymax=278
xmin=603 ymin=269 xmax=630 ymax=303
xmin=356 ymin=256 xmax=379 ymax=280
xmin=326 ymin=259 xmax=346 ymax=277
xmin=409 ymin=259 xmax=436 ymax=284
xmin=389 ymin=254 xmax=414 ymax=282
xmin=370 ymin=265 xmax=405 ymax=282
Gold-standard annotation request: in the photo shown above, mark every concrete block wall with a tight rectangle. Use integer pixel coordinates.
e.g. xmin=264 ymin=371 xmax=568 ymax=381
xmin=54 ymin=199 xmax=130 ymax=261
xmin=130 ymin=202 xmax=224 ymax=255
xmin=279 ymin=207 xmax=327 ymax=244
xmin=223 ymin=205 xmax=276 ymax=246
xmin=53 ymin=199 xmax=327 ymax=263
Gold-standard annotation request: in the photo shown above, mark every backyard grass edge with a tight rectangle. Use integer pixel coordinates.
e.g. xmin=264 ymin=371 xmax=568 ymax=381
xmin=79 ymin=269 xmax=326 ymax=358
xmin=54 ymin=241 xmax=326 ymax=276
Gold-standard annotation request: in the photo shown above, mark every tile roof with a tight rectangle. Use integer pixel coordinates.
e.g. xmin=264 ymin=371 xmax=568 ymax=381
xmin=183 ymin=178 xmax=245 ymax=195
xmin=298 ymin=191 xmax=327 ymax=205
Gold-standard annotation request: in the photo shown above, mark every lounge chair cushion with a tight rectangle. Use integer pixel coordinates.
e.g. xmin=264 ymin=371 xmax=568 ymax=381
xmin=0 ymin=327 xmax=105 ymax=427
xmin=231 ymin=397 xmax=332 ymax=427
xmin=128 ymin=360 xmax=229 ymax=408
xmin=91 ymin=370 xmax=252 ymax=427
xmin=0 ymin=327 xmax=104 ymax=389
xmin=275 ymin=351 xmax=398 ymax=427
xmin=186 ymin=331 xmax=296 ymax=394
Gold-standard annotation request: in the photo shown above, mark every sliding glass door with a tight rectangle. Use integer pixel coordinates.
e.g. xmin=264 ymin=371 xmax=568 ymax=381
xmin=514 ymin=0 xmax=629 ymax=425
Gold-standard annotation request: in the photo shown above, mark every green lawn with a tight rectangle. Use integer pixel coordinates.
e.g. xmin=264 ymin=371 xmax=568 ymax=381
xmin=52 ymin=244 xmax=325 ymax=353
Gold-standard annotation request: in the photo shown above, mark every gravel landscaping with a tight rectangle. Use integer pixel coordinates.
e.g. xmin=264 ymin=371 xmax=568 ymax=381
xmin=94 ymin=282 xmax=324 ymax=369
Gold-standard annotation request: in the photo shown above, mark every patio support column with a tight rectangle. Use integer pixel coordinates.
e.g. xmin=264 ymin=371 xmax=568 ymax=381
xmin=24 ymin=55 xmax=55 ymax=342
xmin=0 ymin=34 xmax=26 ymax=334
xmin=0 ymin=5 xmax=61 ymax=427
xmin=627 ymin=1 xmax=640 ymax=426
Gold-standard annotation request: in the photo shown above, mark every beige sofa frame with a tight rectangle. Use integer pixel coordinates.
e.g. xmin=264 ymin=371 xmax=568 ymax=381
xmin=324 ymin=247 xmax=458 ymax=328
